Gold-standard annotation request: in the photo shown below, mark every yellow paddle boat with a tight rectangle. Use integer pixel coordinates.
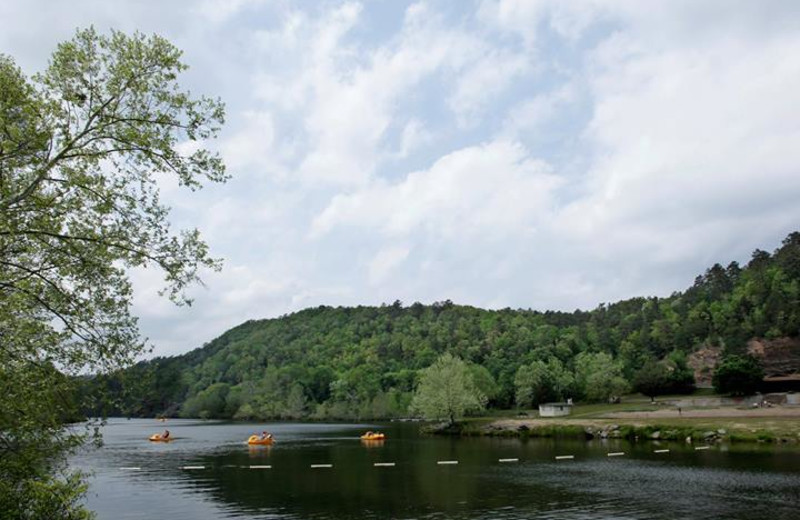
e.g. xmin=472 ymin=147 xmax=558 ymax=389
xmin=149 ymin=433 xmax=173 ymax=442
xmin=248 ymin=434 xmax=274 ymax=445
xmin=360 ymin=432 xmax=386 ymax=441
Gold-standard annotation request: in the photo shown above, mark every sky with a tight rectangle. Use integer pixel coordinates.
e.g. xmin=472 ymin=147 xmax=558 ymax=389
xmin=2 ymin=0 xmax=800 ymax=357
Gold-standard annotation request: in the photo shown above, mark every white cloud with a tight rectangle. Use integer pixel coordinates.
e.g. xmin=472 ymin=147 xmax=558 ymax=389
xmin=392 ymin=119 xmax=433 ymax=159
xmin=368 ymin=245 xmax=410 ymax=285
xmin=248 ymin=1 xmax=536 ymax=185
xmin=556 ymin=9 xmax=800 ymax=256
xmin=219 ymin=110 xmax=284 ymax=178
xmin=195 ymin=0 xmax=269 ymax=24
xmin=478 ymin=0 xmax=603 ymax=46
xmin=447 ymin=48 xmax=531 ymax=126
xmin=502 ymin=83 xmax=578 ymax=138
xmin=312 ymin=140 xmax=561 ymax=239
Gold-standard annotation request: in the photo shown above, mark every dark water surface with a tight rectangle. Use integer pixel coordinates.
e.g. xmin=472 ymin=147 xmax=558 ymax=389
xmin=71 ymin=419 xmax=800 ymax=519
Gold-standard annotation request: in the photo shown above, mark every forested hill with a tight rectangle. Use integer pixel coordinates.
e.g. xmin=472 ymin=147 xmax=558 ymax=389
xmin=91 ymin=232 xmax=800 ymax=419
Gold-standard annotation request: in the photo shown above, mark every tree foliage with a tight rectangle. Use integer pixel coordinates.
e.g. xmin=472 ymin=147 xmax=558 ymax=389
xmin=631 ymin=351 xmax=696 ymax=400
xmin=514 ymin=357 xmax=574 ymax=407
xmin=90 ymin=232 xmax=800 ymax=423
xmin=632 ymin=359 xmax=672 ymax=400
xmin=409 ymin=354 xmax=487 ymax=424
xmin=575 ymin=352 xmax=629 ymax=402
xmin=712 ymin=355 xmax=764 ymax=396
xmin=1 ymin=28 xmax=225 ymax=517
xmin=663 ymin=350 xmax=696 ymax=394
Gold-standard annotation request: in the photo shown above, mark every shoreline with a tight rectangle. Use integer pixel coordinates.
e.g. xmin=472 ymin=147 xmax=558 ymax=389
xmin=428 ymin=407 xmax=800 ymax=444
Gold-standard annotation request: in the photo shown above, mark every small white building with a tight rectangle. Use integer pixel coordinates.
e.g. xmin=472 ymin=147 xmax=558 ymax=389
xmin=539 ymin=402 xmax=572 ymax=417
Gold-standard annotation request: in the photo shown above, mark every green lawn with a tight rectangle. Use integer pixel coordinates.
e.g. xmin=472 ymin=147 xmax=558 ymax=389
xmin=505 ymin=389 xmax=721 ymax=419
xmin=458 ymin=389 xmax=800 ymax=443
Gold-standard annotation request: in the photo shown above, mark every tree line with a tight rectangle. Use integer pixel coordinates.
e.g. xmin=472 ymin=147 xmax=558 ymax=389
xmin=86 ymin=231 xmax=800 ymax=420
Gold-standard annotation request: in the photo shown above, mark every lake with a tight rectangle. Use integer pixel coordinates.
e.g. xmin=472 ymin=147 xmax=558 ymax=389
xmin=71 ymin=418 xmax=800 ymax=519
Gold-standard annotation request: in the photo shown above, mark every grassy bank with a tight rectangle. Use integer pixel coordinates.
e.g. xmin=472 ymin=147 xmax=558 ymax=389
xmin=428 ymin=400 xmax=800 ymax=444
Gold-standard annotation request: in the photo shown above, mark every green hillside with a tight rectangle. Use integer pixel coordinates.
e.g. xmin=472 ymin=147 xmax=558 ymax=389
xmin=88 ymin=232 xmax=800 ymax=420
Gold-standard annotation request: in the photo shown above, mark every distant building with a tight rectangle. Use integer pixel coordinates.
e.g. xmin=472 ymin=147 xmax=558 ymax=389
xmin=761 ymin=375 xmax=800 ymax=393
xmin=539 ymin=402 xmax=572 ymax=417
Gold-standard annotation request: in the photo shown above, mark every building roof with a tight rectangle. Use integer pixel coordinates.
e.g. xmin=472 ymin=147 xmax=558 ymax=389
xmin=763 ymin=375 xmax=800 ymax=382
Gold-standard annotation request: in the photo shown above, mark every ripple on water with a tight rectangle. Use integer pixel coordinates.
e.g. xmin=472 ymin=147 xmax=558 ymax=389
xmin=503 ymin=458 xmax=800 ymax=520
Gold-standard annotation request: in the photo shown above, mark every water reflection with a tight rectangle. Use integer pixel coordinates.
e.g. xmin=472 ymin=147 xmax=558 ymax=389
xmin=248 ymin=444 xmax=273 ymax=457
xmin=360 ymin=439 xmax=385 ymax=448
xmin=72 ymin=419 xmax=800 ymax=520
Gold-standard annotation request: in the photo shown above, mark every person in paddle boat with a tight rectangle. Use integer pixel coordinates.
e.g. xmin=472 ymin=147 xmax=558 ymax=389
xmin=162 ymin=429 xmax=170 ymax=439
xmin=259 ymin=431 xmax=272 ymax=440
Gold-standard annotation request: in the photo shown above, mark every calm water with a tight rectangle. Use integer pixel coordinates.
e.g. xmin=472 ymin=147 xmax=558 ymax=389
xmin=71 ymin=419 xmax=800 ymax=519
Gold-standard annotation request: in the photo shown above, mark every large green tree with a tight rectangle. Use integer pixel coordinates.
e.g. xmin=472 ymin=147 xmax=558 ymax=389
xmin=0 ymin=28 xmax=225 ymax=517
xmin=410 ymin=353 xmax=486 ymax=425
xmin=712 ymin=355 xmax=764 ymax=396
xmin=632 ymin=359 xmax=671 ymax=401
xmin=514 ymin=357 xmax=574 ymax=408
xmin=574 ymin=352 xmax=629 ymax=402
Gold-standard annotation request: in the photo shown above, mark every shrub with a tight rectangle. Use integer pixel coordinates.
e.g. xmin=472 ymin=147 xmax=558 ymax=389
xmin=712 ymin=355 xmax=763 ymax=396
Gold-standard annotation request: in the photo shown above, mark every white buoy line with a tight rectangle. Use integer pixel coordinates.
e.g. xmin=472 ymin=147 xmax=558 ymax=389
xmin=123 ymin=447 xmax=716 ymax=472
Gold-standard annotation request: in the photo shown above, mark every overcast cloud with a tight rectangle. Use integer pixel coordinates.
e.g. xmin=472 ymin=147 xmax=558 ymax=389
xmin=2 ymin=0 xmax=799 ymax=357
